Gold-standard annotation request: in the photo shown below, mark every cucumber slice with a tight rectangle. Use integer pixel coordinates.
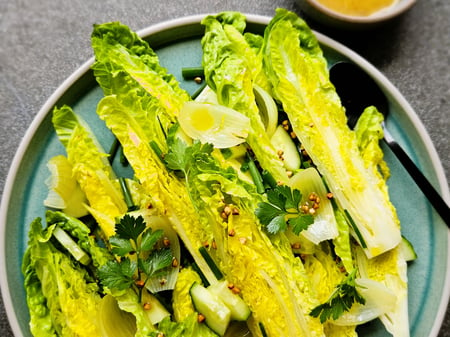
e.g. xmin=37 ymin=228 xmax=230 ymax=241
xmin=52 ymin=226 xmax=91 ymax=265
xmin=400 ymin=235 xmax=417 ymax=262
xmin=208 ymin=280 xmax=251 ymax=321
xmin=270 ymin=125 xmax=301 ymax=171
xmin=190 ymin=282 xmax=231 ymax=336
xmin=141 ymin=290 xmax=171 ymax=325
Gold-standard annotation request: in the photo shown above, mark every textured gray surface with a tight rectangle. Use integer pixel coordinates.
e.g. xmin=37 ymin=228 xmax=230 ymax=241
xmin=0 ymin=0 xmax=448 ymax=336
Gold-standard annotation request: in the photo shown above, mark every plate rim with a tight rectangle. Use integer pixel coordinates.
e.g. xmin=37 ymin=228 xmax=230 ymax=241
xmin=0 ymin=12 xmax=449 ymax=337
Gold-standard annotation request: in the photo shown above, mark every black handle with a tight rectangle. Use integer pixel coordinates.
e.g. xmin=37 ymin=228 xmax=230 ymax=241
xmin=385 ymin=139 xmax=450 ymax=227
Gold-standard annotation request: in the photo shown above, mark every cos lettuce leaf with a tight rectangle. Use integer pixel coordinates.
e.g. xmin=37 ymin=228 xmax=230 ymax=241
xmin=53 ymin=105 xmax=127 ymax=238
xmin=201 ymin=12 xmax=288 ymax=183
xmin=22 ymin=217 xmax=103 ymax=337
xmin=163 ymin=137 xmax=326 ymax=337
xmin=262 ymin=9 xmax=401 ymax=258
xmin=354 ymin=105 xmax=390 ymax=180
xmin=91 ymin=21 xmax=190 ymax=137
xmin=96 ymin=95 xmax=218 ymax=285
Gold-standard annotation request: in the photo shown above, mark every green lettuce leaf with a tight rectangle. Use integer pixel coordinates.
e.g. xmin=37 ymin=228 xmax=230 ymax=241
xmin=106 ymin=288 xmax=157 ymax=337
xmin=96 ymin=95 xmax=218 ymax=284
xmin=53 ymin=105 xmax=127 ymax=238
xmin=262 ymin=9 xmax=401 ymax=258
xmin=163 ymin=136 xmax=326 ymax=336
xmin=354 ymin=245 xmax=409 ymax=336
xmin=354 ymin=105 xmax=390 ymax=180
xmin=22 ymin=242 xmax=58 ymax=337
xmin=22 ymin=218 xmax=103 ymax=337
xmin=201 ymin=12 xmax=288 ymax=183
xmin=91 ymin=21 xmax=190 ymax=136
xmin=45 ymin=210 xmax=112 ymax=267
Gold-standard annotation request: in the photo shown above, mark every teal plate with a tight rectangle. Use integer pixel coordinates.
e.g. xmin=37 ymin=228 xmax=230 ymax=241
xmin=1 ymin=14 xmax=449 ymax=337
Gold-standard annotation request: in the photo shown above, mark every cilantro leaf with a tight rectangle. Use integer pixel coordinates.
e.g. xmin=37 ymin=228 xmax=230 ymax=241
xmin=98 ymin=258 xmax=137 ymax=290
xmin=109 ymin=236 xmax=134 ymax=256
xmin=115 ymin=214 xmax=146 ymax=241
xmin=289 ymin=214 xmax=314 ymax=235
xmin=139 ymin=248 xmax=173 ymax=277
xmin=99 ymin=213 xmax=174 ymax=304
xmin=266 ymin=214 xmax=287 ymax=234
xmin=255 ymin=202 xmax=283 ymax=225
xmin=140 ymin=228 xmax=164 ymax=252
xmin=164 ymin=137 xmax=188 ymax=172
xmin=255 ymin=185 xmax=314 ymax=235
xmin=164 ymin=137 xmax=214 ymax=177
xmin=273 ymin=184 xmax=302 ymax=210
xmin=309 ymin=269 xmax=366 ymax=323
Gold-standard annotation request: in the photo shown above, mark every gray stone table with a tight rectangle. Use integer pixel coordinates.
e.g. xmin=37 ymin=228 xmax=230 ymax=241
xmin=0 ymin=0 xmax=448 ymax=336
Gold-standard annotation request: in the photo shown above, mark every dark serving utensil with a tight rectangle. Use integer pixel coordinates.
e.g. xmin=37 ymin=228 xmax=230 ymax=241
xmin=329 ymin=61 xmax=450 ymax=227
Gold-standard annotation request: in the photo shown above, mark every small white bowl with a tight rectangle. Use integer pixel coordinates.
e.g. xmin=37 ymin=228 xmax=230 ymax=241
xmin=297 ymin=0 xmax=416 ymax=29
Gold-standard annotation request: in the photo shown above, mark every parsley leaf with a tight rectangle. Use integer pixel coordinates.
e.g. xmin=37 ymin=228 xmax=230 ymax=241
xmin=140 ymin=228 xmax=164 ymax=252
xmin=109 ymin=236 xmax=134 ymax=256
xmin=139 ymin=248 xmax=173 ymax=277
xmin=98 ymin=258 xmax=137 ymax=290
xmin=309 ymin=269 xmax=366 ymax=323
xmin=164 ymin=137 xmax=214 ymax=177
xmin=255 ymin=185 xmax=314 ymax=235
xmin=115 ymin=214 xmax=146 ymax=241
xmin=289 ymin=214 xmax=314 ymax=235
xmin=98 ymin=214 xmax=173 ymax=303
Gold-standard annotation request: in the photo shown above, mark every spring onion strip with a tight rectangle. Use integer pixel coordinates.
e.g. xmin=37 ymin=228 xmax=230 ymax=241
xmin=118 ymin=177 xmax=137 ymax=211
xmin=181 ymin=66 xmax=205 ymax=79
xmin=261 ymin=169 xmax=277 ymax=189
xmin=149 ymin=140 xmax=164 ymax=162
xmin=198 ymin=246 xmax=224 ymax=281
xmin=108 ymin=138 xmax=120 ymax=164
xmin=246 ymin=154 xmax=265 ymax=194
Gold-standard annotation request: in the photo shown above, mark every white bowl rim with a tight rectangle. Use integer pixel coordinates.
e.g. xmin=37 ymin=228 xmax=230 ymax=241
xmin=304 ymin=0 xmax=417 ymax=24
xmin=0 ymin=12 xmax=448 ymax=337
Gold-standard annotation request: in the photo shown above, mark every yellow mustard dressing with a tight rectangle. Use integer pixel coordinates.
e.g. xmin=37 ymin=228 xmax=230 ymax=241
xmin=315 ymin=0 xmax=397 ymax=16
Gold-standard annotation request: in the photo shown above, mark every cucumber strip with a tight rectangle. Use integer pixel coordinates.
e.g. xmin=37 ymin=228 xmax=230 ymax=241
xmin=108 ymin=137 xmax=120 ymax=164
xmin=270 ymin=125 xmax=301 ymax=171
xmin=262 ymin=169 xmax=277 ymax=189
xmin=52 ymin=226 xmax=91 ymax=265
xmin=246 ymin=154 xmax=265 ymax=194
xmin=344 ymin=209 xmax=367 ymax=249
xmin=190 ymin=282 xmax=231 ymax=336
xmin=400 ymin=235 xmax=417 ymax=262
xmin=208 ymin=280 xmax=251 ymax=321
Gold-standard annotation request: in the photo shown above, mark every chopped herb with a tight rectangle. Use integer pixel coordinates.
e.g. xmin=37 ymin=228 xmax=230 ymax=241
xmin=98 ymin=214 xmax=172 ymax=302
xmin=309 ymin=269 xmax=366 ymax=323
xmin=255 ymin=185 xmax=314 ymax=235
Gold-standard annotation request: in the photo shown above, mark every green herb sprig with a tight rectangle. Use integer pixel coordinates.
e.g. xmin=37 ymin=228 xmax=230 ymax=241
xmin=98 ymin=214 xmax=173 ymax=302
xmin=255 ymin=184 xmax=314 ymax=235
xmin=309 ymin=269 xmax=366 ymax=323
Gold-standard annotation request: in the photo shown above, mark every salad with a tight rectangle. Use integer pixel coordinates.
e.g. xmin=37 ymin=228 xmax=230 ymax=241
xmin=21 ymin=9 xmax=416 ymax=337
